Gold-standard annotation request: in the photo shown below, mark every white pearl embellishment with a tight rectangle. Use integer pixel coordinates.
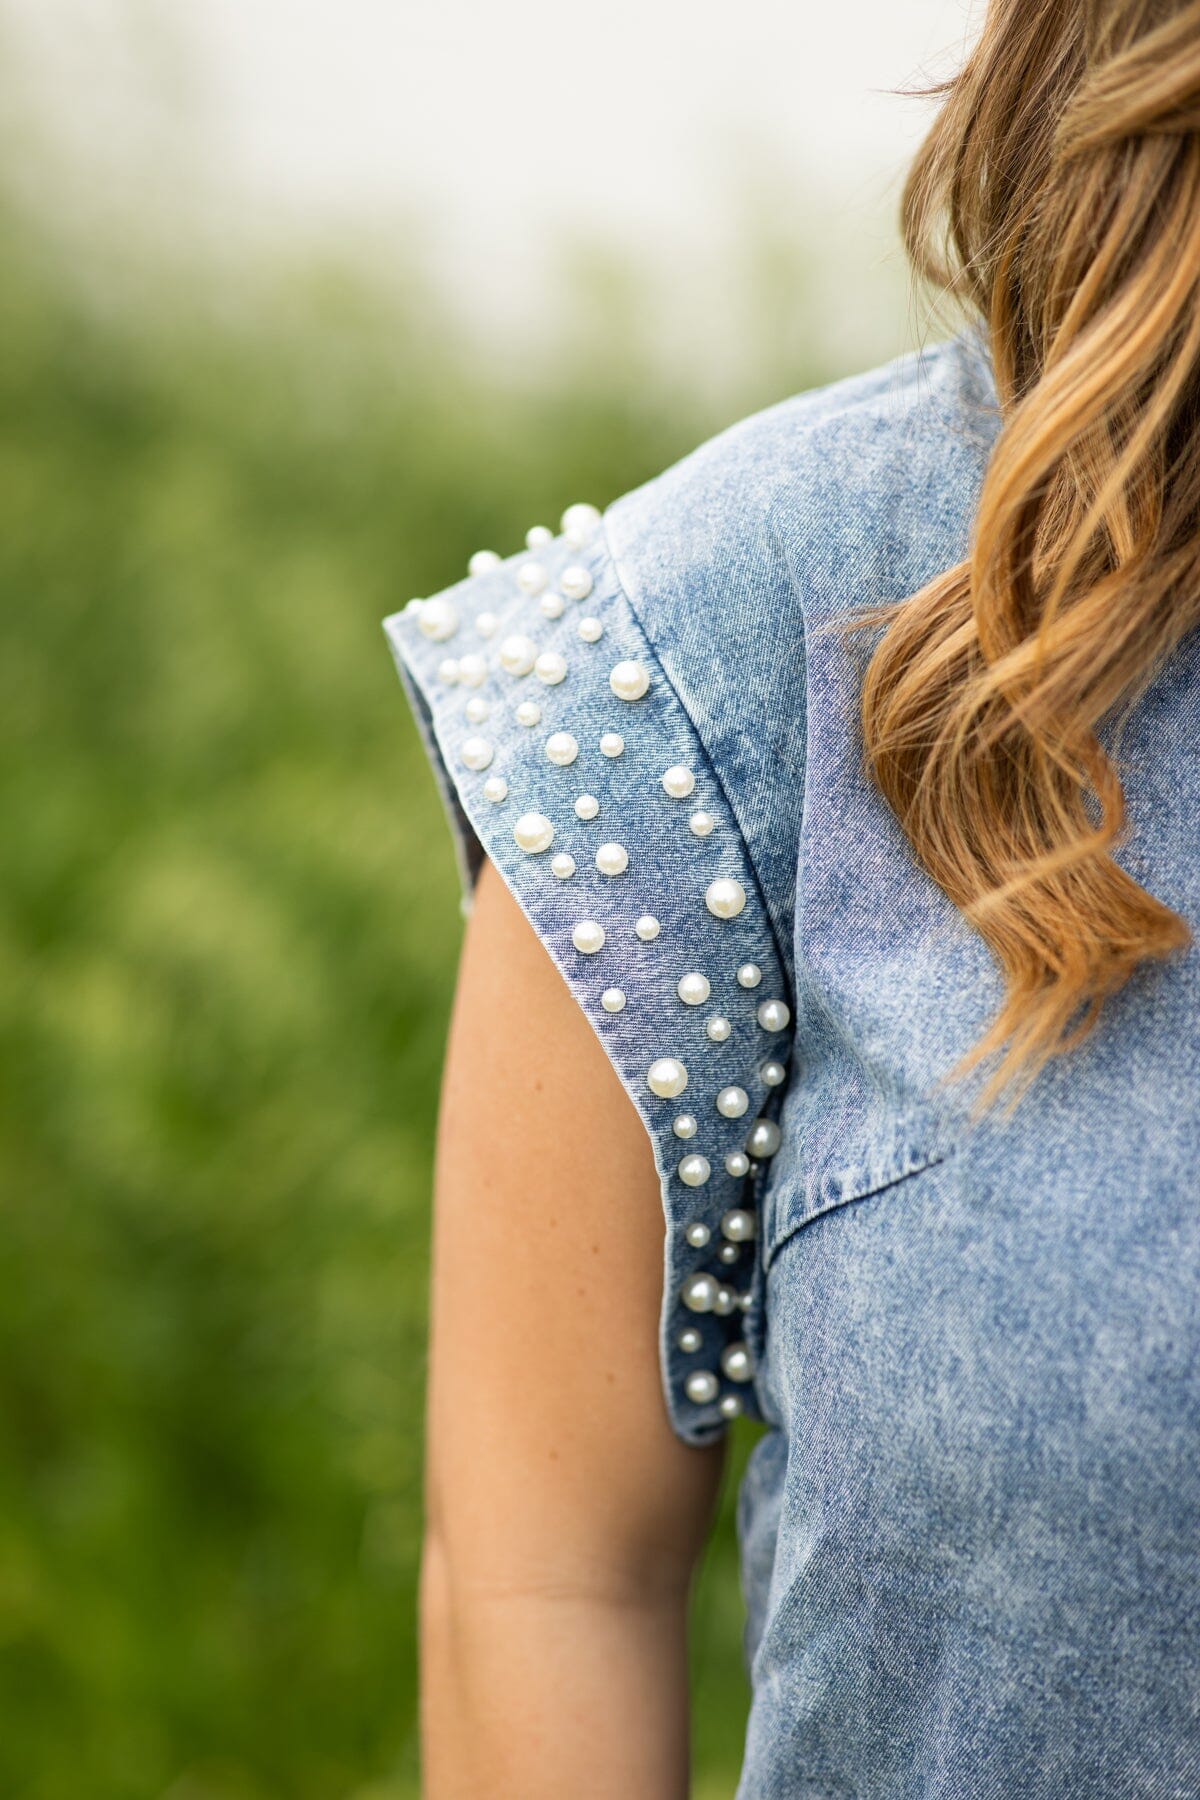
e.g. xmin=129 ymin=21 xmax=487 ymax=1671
xmin=678 ymin=1154 xmax=711 ymax=1187
xmin=561 ymin=564 xmax=593 ymax=600
xmin=661 ymin=765 xmax=696 ymax=798
xmin=438 ymin=658 xmax=459 ymax=684
xmin=705 ymin=1016 xmax=731 ymax=1042
xmin=610 ymin=660 xmax=650 ymax=701
xmin=736 ymin=963 xmax=763 ymax=988
xmin=551 ymin=853 xmax=576 ymax=879
xmin=721 ymin=1209 xmax=757 ymax=1241
xmin=600 ymin=987 xmax=626 ymax=1013
xmin=572 ymin=920 xmax=605 ymax=955
xmin=756 ymin=998 xmax=791 ymax=1032
xmin=545 ymin=731 xmax=579 ymax=766
xmin=673 ymin=1114 xmax=698 ymax=1139
xmin=677 ymin=972 xmax=711 ymax=1007
xmin=464 ymin=697 xmax=489 ymax=724
xmin=685 ymin=1221 xmax=711 ymax=1247
xmin=561 ymin=502 xmax=601 ymax=548
xmin=474 ymin=610 xmax=498 ymax=638
xmin=534 ymin=649 xmax=567 ymax=684
xmin=681 ymin=1273 xmax=720 ymax=1312
xmin=483 ymin=776 xmax=508 ymax=803
xmin=705 ymin=878 xmax=747 ymax=919
xmin=689 ymin=811 xmax=716 ymax=837
xmin=677 ymin=1326 xmax=702 ymax=1353
xmin=460 ymin=736 xmax=493 ymax=770
xmin=635 ymin=915 xmax=661 ymax=942
xmin=457 ymin=653 xmax=487 ymax=686
xmin=761 ymin=1059 xmax=787 ymax=1087
xmin=468 ymin=549 xmax=501 ymax=577
xmin=515 ymin=700 xmax=542 ymax=727
xmin=499 ymin=634 xmax=537 ymax=676
xmin=647 ymin=1057 xmax=688 ymax=1099
xmin=746 ymin=1117 xmax=783 ymax=1159
xmin=517 ymin=561 xmax=548 ymax=595
xmin=721 ymin=1343 xmax=754 ymax=1383
xmin=599 ymin=732 xmax=624 ymax=757
xmin=574 ymin=794 xmax=599 ymax=820
xmin=717 ymin=1086 xmax=749 ymax=1119
xmin=418 ymin=596 xmax=459 ymax=641
xmin=513 ymin=812 xmax=554 ymax=854
xmin=595 ymin=842 xmax=629 ymax=876
xmin=539 ymin=592 xmax=564 ymax=619
xmin=725 ymin=1150 xmax=751 ymax=1178
xmin=685 ymin=1370 xmax=719 ymax=1404
xmin=526 ymin=525 xmax=553 ymax=549
xmin=578 ymin=617 xmax=603 ymax=642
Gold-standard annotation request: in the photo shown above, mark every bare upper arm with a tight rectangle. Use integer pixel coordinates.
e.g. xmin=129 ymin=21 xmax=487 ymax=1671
xmin=424 ymin=854 xmax=725 ymax=1601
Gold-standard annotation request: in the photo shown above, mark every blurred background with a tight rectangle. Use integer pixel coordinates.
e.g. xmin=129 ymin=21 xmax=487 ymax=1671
xmin=0 ymin=1 xmax=978 ymax=1794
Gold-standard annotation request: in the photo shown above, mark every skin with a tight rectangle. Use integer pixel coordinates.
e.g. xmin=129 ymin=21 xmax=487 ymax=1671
xmin=420 ymin=854 xmax=727 ymax=1798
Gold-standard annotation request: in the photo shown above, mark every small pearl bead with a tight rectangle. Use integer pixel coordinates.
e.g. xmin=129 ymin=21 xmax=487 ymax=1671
xmin=483 ymin=776 xmax=508 ymax=803
xmin=545 ymin=731 xmax=579 ymax=766
xmin=721 ymin=1343 xmax=754 ymax=1382
xmin=725 ymin=1151 xmax=751 ymax=1178
xmin=716 ymin=1086 xmax=749 ymax=1119
xmin=685 ymin=1370 xmax=719 ymax=1404
xmin=678 ymin=1154 xmax=711 ymax=1187
xmin=706 ymin=878 xmax=747 ymax=919
xmin=499 ymin=634 xmax=537 ymax=676
xmin=539 ymin=592 xmax=565 ymax=620
xmin=746 ymin=1117 xmax=783 ymax=1159
xmin=705 ymin=1016 xmax=731 ymax=1043
xmin=561 ymin=501 xmax=602 ymax=548
xmin=685 ymin=1221 xmax=711 ymax=1247
xmin=551 ymin=853 xmax=576 ymax=879
xmin=525 ymin=524 xmax=553 ymax=549
xmin=714 ymin=1286 xmax=737 ymax=1316
xmin=761 ymin=1059 xmax=787 ymax=1088
xmin=661 ymin=765 xmax=695 ymax=799
xmin=609 ymin=660 xmax=650 ymax=701
xmin=460 ymin=736 xmax=493 ymax=771
xmin=635 ymin=915 xmax=661 ymax=942
xmin=468 ymin=550 xmax=501 ymax=577
xmin=647 ymin=1057 xmax=688 ymax=1099
xmin=403 ymin=597 xmax=421 ymax=614
xmin=689 ymin=811 xmax=716 ymax=837
xmin=677 ymin=972 xmax=711 ymax=1007
xmin=457 ymin=653 xmax=488 ymax=686
xmin=418 ymin=596 xmax=459 ymax=641
xmin=535 ymin=650 xmax=568 ymax=685
xmin=756 ymin=998 xmax=791 ymax=1032
xmin=474 ymin=610 xmax=499 ymax=638
xmin=738 ymin=1291 xmax=753 ymax=1312
xmin=574 ymin=794 xmax=600 ymax=820
xmin=578 ymin=617 xmax=603 ymax=642
xmin=438 ymin=657 xmax=459 ymax=684
xmin=719 ymin=1394 xmax=743 ymax=1419
xmin=517 ymin=561 xmax=548 ymax=595
xmin=515 ymin=701 xmax=542 ymax=729
xmin=572 ymin=920 xmax=605 ymax=955
xmin=673 ymin=1113 xmax=698 ymax=1139
xmin=600 ymin=987 xmax=626 ymax=1013
xmin=677 ymin=1326 xmax=702 ymax=1353
xmin=599 ymin=732 xmax=624 ymax=757
xmin=736 ymin=963 xmax=763 ymax=989
xmin=718 ymin=1242 xmax=740 ymax=1264
xmin=681 ymin=1273 xmax=720 ymax=1313
xmin=561 ymin=564 xmax=593 ymax=600
xmin=513 ymin=812 xmax=554 ymax=853
xmin=721 ymin=1209 xmax=757 ymax=1242
xmin=595 ymin=842 xmax=629 ymax=876
xmin=464 ymin=696 xmax=489 ymax=723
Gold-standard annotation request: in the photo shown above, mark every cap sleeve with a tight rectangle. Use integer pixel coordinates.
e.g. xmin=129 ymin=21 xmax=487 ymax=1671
xmin=383 ymin=504 xmax=795 ymax=1445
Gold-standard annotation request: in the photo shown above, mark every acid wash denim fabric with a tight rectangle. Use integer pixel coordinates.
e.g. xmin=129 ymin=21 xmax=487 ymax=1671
xmin=384 ymin=320 xmax=1200 ymax=1798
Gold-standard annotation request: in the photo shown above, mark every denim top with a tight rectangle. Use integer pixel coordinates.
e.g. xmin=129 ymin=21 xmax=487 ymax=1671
xmin=384 ymin=323 xmax=1200 ymax=1796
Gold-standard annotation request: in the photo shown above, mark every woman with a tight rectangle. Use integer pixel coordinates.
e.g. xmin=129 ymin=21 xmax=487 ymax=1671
xmin=385 ymin=0 xmax=1200 ymax=1793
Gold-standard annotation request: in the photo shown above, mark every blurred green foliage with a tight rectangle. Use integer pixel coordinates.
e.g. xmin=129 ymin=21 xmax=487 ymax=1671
xmin=0 ymin=179 xmax=836 ymax=1798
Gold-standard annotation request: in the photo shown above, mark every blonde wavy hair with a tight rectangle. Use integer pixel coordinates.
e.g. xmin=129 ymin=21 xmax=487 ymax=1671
xmin=862 ymin=0 xmax=1200 ymax=1108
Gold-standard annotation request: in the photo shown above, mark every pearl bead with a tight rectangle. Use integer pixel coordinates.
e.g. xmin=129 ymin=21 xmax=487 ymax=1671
xmin=457 ymin=653 xmax=488 ymax=686
xmin=761 ymin=1059 xmax=787 ymax=1088
xmin=600 ymin=987 xmax=626 ymax=1013
xmin=483 ymin=776 xmax=508 ymax=803
xmin=535 ymin=650 xmax=568 ymax=685
xmin=517 ymin=561 xmax=548 ymax=595
xmin=714 ymin=1286 xmax=737 ymax=1316
xmin=718 ymin=1242 xmax=740 ymax=1264
xmin=756 ymin=998 xmax=791 ymax=1032
xmin=609 ymin=660 xmax=650 ymax=701
xmin=719 ymin=1394 xmax=743 ymax=1419
xmin=438 ymin=657 xmax=460 ymax=684
xmin=746 ymin=1117 xmax=782 ymax=1159
xmin=736 ymin=963 xmax=763 ymax=988
xmin=474 ymin=610 xmax=499 ymax=638
xmin=578 ymin=617 xmax=603 ymax=642
xmin=738 ymin=1290 xmax=753 ymax=1312
xmin=418 ymin=596 xmax=459 ymax=641
xmin=574 ymin=794 xmax=600 ymax=820
xmin=460 ymin=736 xmax=493 ymax=771
xmin=551 ymin=853 xmax=576 ymax=879
xmin=647 ymin=1057 xmax=688 ymax=1099
xmin=525 ymin=524 xmax=553 ymax=549
xmin=513 ymin=812 xmax=554 ymax=854
xmin=661 ymin=765 xmax=695 ymax=799
xmin=677 ymin=972 xmax=711 ymax=1007
xmin=595 ymin=842 xmax=629 ymax=876
xmin=572 ymin=920 xmax=605 ymax=955
xmin=681 ymin=1272 xmax=720 ymax=1313
xmin=721 ymin=1343 xmax=754 ymax=1383
xmin=561 ymin=501 xmax=602 ymax=548
xmin=673 ymin=1113 xmax=698 ymax=1139
xmin=539 ymin=592 xmax=565 ymax=620
xmin=716 ymin=1086 xmax=749 ymax=1119
xmin=677 ymin=1326 xmax=702 ymax=1353
xmin=464 ymin=696 xmax=490 ymax=723
xmin=499 ymin=633 xmax=537 ymax=676
xmin=599 ymin=732 xmax=625 ymax=757
xmin=561 ymin=564 xmax=593 ymax=600
xmin=691 ymin=811 xmax=718 ymax=838
xmin=635 ymin=915 xmax=661 ymax=942
xmin=721 ymin=1209 xmax=757 ymax=1242
xmin=468 ymin=549 xmax=501 ymax=577
xmin=515 ymin=700 xmax=542 ymax=727
xmin=678 ymin=1154 xmax=711 ymax=1187
xmin=705 ymin=878 xmax=747 ymax=919
xmin=545 ymin=731 xmax=579 ymax=766
xmin=705 ymin=1016 xmax=731 ymax=1043
xmin=725 ymin=1151 xmax=751 ymax=1178
xmin=685 ymin=1221 xmax=711 ymax=1247
xmin=403 ymin=597 xmax=422 ymax=614
xmin=685 ymin=1369 xmax=719 ymax=1404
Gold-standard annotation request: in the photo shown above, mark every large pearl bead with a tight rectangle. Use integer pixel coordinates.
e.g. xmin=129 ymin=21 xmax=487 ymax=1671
xmin=460 ymin=736 xmax=493 ymax=771
xmin=721 ymin=1343 xmax=754 ymax=1382
xmin=517 ymin=561 xmax=548 ymax=595
xmin=561 ymin=501 xmax=602 ymax=548
xmin=539 ymin=592 xmax=565 ymax=620
xmin=600 ymin=987 xmax=626 ymax=1013
xmin=736 ymin=963 xmax=763 ymax=988
xmin=515 ymin=700 xmax=542 ymax=727
xmin=677 ymin=1326 xmax=702 ymax=1353
xmin=595 ymin=842 xmax=629 ymax=876
xmin=574 ymin=794 xmax=600 ymax=820
xmin=457 ymin=653 xmax=488 ymax=687
xmin=746 ymin=1117 xmax=782 ymax=1159
xmin=647 ymin=1057 xmax=688 ymax=1098
xmin=561 ymin=564 xmax=593 ymax=601
xmin=525 ymin=524 xmax=553 ymax=549
xmin=534 ymin=650 xmax=567 ymax=685
xmin=609 ymin=660 xmax=650 ymax=701
xmin=705 ymin=878 xmax=747 ymax=919
xmin=705 ymin=1016 xmax=731 ymax=1043
xmin=689 ymin=811 xmax=716 ymax=837
xmin=572 ymin=920 xmax=605 ymax=955
xmin=661 ymin=765 xmax=695 ymax=798
xmin=680 ymin=1272 xmax=720 ymax=1313
xmin=678 ymin=1154 xmax=711 ymax=1187
xmin=685 ymin=1220 xmax=711 ymax=1247
xmin=545 ymin=731 xmax=579 ymax=766
xmin=483 ymin=776 xmax=508 ymax=803
xmin=468 ymin=549 xmax=501 ymax=577
xmin=418 ymin=596 xmax=459 ymax=641
xmin=716 ymin=1086 xmax=749 ymax=1119
xmin=721 ymin=1208 xmax=756 ymax=1241
xmin=550 ymin=853 xmax=576 ymax=879
xmin=677 ymin=972 xmax=711 ymax=1007
xmin=635 ymin=915 xmax=661 ymax=942
xmin=499 ymin=633 xmax=537 ymax=676
xmin=724 ymin=1150 xmax=751 ymax=1178
xmin=513 ymin=812 xmax=554 ymax=854
xmin=685 ymin=1369 xmax=719 ymax=1404
xmin=578 ymin=617 xmax=603 ymax=643
xmin=756 ymin=998 xmax=791 ymax=1032
xmin=673 ymin=1114 xmax=698 ymax=1139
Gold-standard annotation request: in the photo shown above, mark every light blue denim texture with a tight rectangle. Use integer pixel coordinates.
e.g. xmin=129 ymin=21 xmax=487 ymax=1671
xmin=384 ymin=321 xmax=1200 ymax=1797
